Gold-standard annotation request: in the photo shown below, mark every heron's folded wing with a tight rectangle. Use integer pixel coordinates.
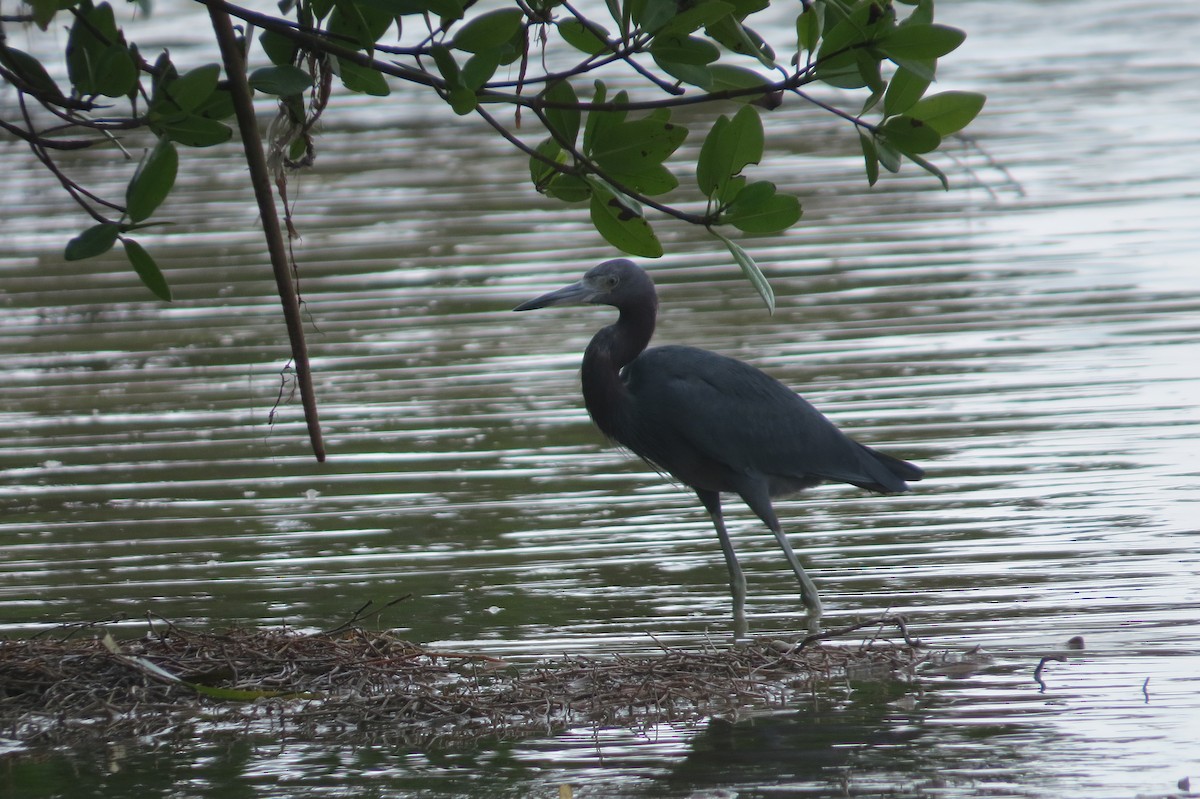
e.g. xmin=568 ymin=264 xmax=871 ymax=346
xmin=627 ymin=346 xmax=911 ymax=491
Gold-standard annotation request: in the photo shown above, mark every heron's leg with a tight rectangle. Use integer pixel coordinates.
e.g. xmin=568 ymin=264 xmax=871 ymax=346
xmin=737 ymin=485 xmax=824 ymax=625
xmin=697 ymin=489 xmax=748 ymax=640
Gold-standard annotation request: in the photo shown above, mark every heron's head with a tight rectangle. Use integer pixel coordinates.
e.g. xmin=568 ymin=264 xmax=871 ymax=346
xmin=513 ymin=259 xmax=656 ymax=312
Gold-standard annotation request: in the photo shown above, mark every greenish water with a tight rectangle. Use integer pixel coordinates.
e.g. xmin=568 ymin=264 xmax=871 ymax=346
xmin=3 ymin=0 xmax=1200 ymax=796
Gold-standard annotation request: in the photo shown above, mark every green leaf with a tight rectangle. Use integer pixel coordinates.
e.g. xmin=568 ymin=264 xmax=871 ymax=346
xmin=658 ymin=0 xmax=734 ymax=37
xmin=0 ymin=46 xmax=65 ymax=99
xmin=329 ymin=2 xmax=393 ymax=50
xmin=724 ymin=0 xmax=770 ymax=17
xmin=195 ymin=88 xmax=235 ymax=121
xmin=603 ymin=0 xmax=625 ymax=40
xmin=725 ymin=181 xmax=802 ymax=234
xmin=705 ymin=16 xmax=775 ymax=68
xmin=654 ymin=58 xmax=713 ymax=89
xmin=904 ymin=0 xmax=934 ymax=26
xmin=65 ymin=223 xmax=121 ymax=261
xmin=529 ymin=137 xmax=563 ymax=186
xmin=649 ymin=34 xmax=720 ymax=65
xmin=590 ymin=118 xmax=687 ymax=168
xmin=249 ymin=65 xmax=313 ymax=97
xmin=545 ymin=173 xmax=592 ymax=203
xmin=582 ymin=81 xmax=607 ymax=153
xmin=386 ymin=0 xmax=463 ymax=17
xmin=287 ymin=136 xmax=308 ymax=162
xmin=558 ymin=19 xmax=610 ymax=55
xmin=583 ymin=87 xmax=628 ymax=155
xmin=858 ymin=129 xmax=880 ymax=186
xmin=878 ymin=114 xmax=942 ymax=154
xmin=259 ymin=30 xmax=298 ymax=67
xmin=167 ymin=64 xmax=220 ymax=112
xmin=634 ymin=0 xmax=677 ymax=33
xmin=453 ymin=9 xmax=524 ymax=53
xmin=715 ymin=174 xmax=746 ymax=206
xmin=447 ymin=85 xmax=477 ymax=115
xmin=906 ymin=151 xmax=949 ymax=189
xmin=29 ymin=0 xmax=59 ymax=29
xmin=62 ymin=0 xmax=138 ymax=98
xmin=710 ymin=228 xmax=774 ymax=313
xmin=706 ymin=64 xmax=771 ymax=101
xmin=722 ymin=105 xmax=763 ymax=175
xmin=879 ymin=23 xmax=966 ymax=60
xmin=126 ymin=138 xmax=178 ymax=223
xmin=608 ymin=163 xmax=680 ymax=196
xmin=350 ymin=0 xmax=415 ymax=15
xmin=696 ymin=115 xmax=728 ymax=196
xmin=461 ymin=49 xmax=501 ymax=90
xmin=428 ymin=45 xmax=472 ymax=111
xmin=430 ymin=44 xmax=461 ymax=83
xmin=817 ymin=0 xmax=881 ymax=58
xmin=696 ymin=105 xmax=762 ymax=199
xmin=907 ymin=90 xmax=986 ymax=136
xmin=159 ymin=114 xmax=233 ymax=147
xmin=337 ymin=58 xmax=390 ymax=95
xmin=796 ymin=3 xmax=823 ymax=55
xmin=67 ymin=1 xmax=122 ymax=96
xmin=426 ymin=0 xmax=466 ymax=18
xmin=856 ymin=48 xmax=885 ymax=94
xmin=668 ymin=62 xmax=719 ymax=90
xmin=94 ymin=43 xmax=138 ymax=97
xmin=882 ymin=62 xmax=933 ymax=117
xmin=861 ymin=85 xmax=884 ymax=116
xmin=122 ymin=238 xmax=172 ymax=301
xmin=542 ymin=80 xmax=581 ymax=148
xmin=876 ymin=137 xmax=903 ymax=173
xmin=590 ymin=116 xmax=686 ymax=197
xmin=817 ymin=47 xmax=883 ymax=90
xmin=587 ymin=179 xmax=662 ymax=258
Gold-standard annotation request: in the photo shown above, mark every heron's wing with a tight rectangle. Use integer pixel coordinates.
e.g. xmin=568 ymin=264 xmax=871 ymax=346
xmin=625 ymin=346 xmax=914 ymax=493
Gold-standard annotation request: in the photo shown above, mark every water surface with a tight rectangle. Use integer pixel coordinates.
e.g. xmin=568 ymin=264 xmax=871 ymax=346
xmin=2 ymin=0 xmax=1199 ymax=795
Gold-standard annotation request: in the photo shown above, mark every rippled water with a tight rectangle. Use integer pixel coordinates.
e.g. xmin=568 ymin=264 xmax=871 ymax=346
xmin=3 ymin=0 xmax=1200 ymax=795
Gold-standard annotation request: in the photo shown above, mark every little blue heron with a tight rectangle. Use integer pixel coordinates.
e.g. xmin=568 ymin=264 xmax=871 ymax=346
xmin=514 ymin=259 xmax=922 ymax=635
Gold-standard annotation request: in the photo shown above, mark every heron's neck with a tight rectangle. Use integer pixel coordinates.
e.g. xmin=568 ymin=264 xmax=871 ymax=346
xmin=581 ymin=299 xmax=656 ymax=440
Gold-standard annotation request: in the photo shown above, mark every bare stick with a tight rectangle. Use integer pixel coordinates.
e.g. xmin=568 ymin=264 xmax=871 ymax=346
xmin=208 ymin=5 xmax=326 ymax=462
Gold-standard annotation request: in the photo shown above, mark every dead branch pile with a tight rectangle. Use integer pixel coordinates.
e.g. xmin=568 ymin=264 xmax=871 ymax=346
xmin=1 ymin=616 xmax=926 ymax=749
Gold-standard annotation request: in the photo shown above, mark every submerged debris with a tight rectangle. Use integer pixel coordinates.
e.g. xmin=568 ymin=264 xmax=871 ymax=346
xmin=1 ymin=615 xmax=927 ymax=748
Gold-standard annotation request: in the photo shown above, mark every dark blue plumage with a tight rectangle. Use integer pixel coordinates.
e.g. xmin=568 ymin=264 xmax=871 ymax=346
xmin=515 ymin=258 xmax=922 ymax=635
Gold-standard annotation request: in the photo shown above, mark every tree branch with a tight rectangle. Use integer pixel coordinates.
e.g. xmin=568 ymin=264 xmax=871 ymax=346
xmin=0 ymin=116 xmax=97 ymax=150
xmin=559 ymin=2 xmax=682 ymax=96
xmin=207 ymin=3 xmax=326 ymax=462
xmin=195 ymin=0 xmax=438 ymax=88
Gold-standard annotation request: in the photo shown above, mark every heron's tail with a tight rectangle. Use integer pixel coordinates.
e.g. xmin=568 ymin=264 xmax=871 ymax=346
xmin=853 ymin=445 xmax=924 ymax=493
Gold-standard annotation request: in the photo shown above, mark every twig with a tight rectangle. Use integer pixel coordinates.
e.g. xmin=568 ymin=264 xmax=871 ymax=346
xmin=796 ymin=614 xmax=921 ymax=652
xmin=319 ymin=595 xmax=413 ymax=637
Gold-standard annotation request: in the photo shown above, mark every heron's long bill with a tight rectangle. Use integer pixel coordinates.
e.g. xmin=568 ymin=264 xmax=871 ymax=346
xmin=513 ymin=280 xmax=593 ymax=311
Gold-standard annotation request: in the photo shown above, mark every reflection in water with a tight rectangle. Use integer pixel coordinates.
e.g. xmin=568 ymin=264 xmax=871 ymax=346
xmin=2 ymin=0 xmax=1200 ymax=795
